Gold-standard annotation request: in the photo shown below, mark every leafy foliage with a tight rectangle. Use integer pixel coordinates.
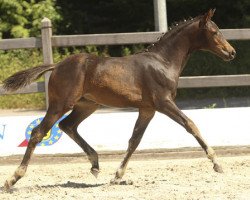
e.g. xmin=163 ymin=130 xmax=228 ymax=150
xmin=56 ymin=0 xmax=154 ymax=34
xmin=167 ymin=0 xmax=250 ymax=29
xmin=0 ymin=0 xmax=61 ymax=38
xmin=0 ymin=49 xmax=45 ymax=109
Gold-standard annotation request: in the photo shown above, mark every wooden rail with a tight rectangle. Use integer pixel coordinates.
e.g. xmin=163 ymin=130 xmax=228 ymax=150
xmin=1 ymin=75 xmax=250 ymax=95
xmin=1 ymin=29 xmax=250 ymax=50
xmin=178 ymin=74 xmax=250 ymax=88
xmin=0 ymin=82 xmax=45 ymax=95
xmin=0 ymin=37 xmax=42 ymax=50
xmin=51 ymin=29 xmax=250 ymax=47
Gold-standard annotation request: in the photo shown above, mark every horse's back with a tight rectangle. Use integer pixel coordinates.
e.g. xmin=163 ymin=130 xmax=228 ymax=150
xmin=83 ymin=54 xmax=147 ymax=107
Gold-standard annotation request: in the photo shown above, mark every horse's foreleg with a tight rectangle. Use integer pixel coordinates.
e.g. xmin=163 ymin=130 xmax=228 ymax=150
xmin=59 ymin=100 xmax=99 ymax=177
xmin=4 ymin=109 xmax=64 ymax=191
xmin=157 ymin=99 xmax=223 ymax=173
xmin=110 ymin=108 xmax=155 ymax=185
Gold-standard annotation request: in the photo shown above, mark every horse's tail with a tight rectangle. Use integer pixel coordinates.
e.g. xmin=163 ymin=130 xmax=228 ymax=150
xmin=2 ymin=64 xmax=56 ymax=92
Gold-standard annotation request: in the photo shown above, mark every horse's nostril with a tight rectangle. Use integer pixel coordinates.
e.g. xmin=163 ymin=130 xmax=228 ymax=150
xmin=231 ymin=50 xmax=236 ymax=57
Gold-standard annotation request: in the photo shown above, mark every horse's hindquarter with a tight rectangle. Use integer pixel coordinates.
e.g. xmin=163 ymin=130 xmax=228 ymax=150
xmin=48 ymin=53 xmax=88 ymax=102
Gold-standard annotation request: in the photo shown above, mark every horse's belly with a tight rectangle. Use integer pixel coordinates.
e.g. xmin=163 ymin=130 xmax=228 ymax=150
xmin=83 ymin=87 xmax=142 ymax=108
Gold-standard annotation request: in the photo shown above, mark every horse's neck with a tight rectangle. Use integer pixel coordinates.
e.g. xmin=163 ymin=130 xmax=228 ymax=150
xmin=151 ymin=24 xmax=199 ymax=76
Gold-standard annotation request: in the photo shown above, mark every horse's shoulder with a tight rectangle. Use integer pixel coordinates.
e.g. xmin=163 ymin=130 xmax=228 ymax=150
xmin=146 ymin=64 xmax=169 ymax=86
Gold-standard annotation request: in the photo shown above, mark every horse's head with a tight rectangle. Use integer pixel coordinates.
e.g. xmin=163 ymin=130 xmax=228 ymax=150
xmin=198 ymin=9 xmax=236 ymax=61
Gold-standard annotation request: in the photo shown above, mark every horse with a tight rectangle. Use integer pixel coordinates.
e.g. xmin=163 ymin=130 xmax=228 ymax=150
xmin=3 ymin=9 xmax=235 ymax=189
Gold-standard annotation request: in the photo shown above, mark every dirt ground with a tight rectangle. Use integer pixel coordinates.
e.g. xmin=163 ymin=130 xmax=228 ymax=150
xmin=0 ymin=151 xmax=250 ymax=200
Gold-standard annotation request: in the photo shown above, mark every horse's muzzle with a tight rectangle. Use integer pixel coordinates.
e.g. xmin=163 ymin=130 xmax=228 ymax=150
xmin=222 ymin=48 xmax=236 ymax=61
xmin=229 ymin=49 xmax=236 ymax=60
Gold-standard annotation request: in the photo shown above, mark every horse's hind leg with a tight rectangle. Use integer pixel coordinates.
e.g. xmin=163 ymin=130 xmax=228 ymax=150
xmin=4 ymin=106 xmax=66 ymax=190
xmin=59 ymin=99 xmax=99 ymax=177
xmin=110 ymin=108 xmax=155 ymax=185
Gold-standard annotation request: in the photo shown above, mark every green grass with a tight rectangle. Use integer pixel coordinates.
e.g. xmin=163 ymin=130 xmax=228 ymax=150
xmin=0 ymin=93 xmax=46 ymax=109
xmin=0 ymin=49 xmax=45 ymax=109
xmin=0 ymin=49 xmax=67 ymax=109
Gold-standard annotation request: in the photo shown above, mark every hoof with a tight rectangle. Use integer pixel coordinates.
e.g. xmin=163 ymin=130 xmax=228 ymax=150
xmin=110 ymin=178 xmax=133 ymax=185
xmin=213 ymin=163 xmax=223 ymax=173
xmin=4 ymin=180 xmax=11 ymax=191
xmin=90 ymin=168 xmax=99 ymax=178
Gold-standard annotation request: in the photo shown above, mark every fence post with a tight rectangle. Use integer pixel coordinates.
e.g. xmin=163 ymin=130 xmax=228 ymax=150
xmin=153 ymin=0 xmax=168 ymax=32
xmin=41 ymin=17 xmax=53 ymax=109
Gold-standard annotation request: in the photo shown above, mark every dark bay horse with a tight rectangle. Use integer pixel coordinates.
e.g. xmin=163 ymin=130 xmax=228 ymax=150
xmin=3 ymin=9 xmax=235 ymax=189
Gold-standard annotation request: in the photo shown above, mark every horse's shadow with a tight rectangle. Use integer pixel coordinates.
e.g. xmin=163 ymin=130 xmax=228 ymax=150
xmin=41 ymin=181 xmax=105 ymax=189
xmin=0 ymin=181 xmax=104 ymax=193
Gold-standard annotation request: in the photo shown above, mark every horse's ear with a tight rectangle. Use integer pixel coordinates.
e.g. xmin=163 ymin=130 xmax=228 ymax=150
xmin=199 ymin=8 xmax=216 ymax=28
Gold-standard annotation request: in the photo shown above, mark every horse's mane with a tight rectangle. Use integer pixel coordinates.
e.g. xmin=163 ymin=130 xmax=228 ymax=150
xmin=144 ymin=15 xmax=203 ymax=52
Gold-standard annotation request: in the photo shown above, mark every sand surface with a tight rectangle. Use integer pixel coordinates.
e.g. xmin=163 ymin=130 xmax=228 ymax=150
xmin=0 ymin=154 xmax=250 ymax=200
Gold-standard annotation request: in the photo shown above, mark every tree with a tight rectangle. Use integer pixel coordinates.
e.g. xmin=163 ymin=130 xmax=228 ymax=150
xmin=0 ymin=0 xmax=61 ymax=38
xmin=56 ymin=0 xmax=154 ymax=35
xmin=166 ymin=0 xmax=250 ymax=29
